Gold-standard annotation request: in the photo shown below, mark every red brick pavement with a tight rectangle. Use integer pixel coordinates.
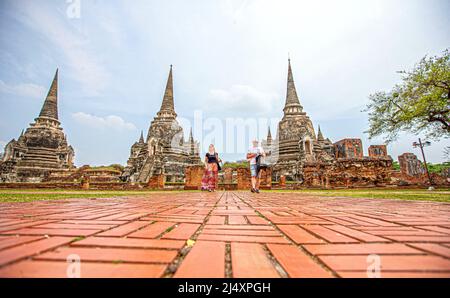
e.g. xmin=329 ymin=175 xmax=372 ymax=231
xmin=0 ymin=191 xmax=449 ymax=278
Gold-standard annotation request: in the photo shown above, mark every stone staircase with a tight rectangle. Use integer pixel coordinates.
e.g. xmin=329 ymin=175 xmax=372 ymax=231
xmin=136 ymin=156 xmax=155 ymax=183
xmin=20 ymin=147 xmax=59 ymax=168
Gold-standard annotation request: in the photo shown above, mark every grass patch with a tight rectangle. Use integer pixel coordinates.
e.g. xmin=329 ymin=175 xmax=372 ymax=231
xmin=164 ymin=225 xmax=176 ymax=233
xmin=267 ymin=188 xmax=450 ymax=203
xmin=1 ymin=188 xmax=448 ymax=203
xmin=0 ymin=190 xmax=199 ymax=203
xmin=72 ymin=236 xmax=86 ymax=242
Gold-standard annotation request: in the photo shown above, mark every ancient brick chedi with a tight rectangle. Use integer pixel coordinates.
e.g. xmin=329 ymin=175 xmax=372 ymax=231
xmin=270 ymin=59 xmax=334 ymax=180
xmin=266 ymin=59 xmax=392 ymax=185
xmin=0 ymin=70 xmax=75 ymax=182
xmin=121 ymin=66 xmax=202 ymax=183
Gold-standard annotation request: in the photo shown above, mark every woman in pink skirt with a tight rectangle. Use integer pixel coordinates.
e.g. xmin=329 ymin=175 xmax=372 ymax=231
xmin=201 ymin=144 xmax=221 ymax=192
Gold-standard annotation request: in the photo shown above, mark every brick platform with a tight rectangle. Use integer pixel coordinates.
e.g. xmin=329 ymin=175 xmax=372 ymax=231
xmin=0 ymin=191 xmax=449 ymax=278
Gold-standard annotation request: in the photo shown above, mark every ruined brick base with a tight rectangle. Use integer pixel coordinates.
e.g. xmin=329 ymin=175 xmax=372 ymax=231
xmin=148 ymin=175 xmax=165 ymax=190
xmin=391 ymin=171 xmax=450 ymax=187
xmin=303 ymin=158 xmax=393 ymax=188
xmin=236 ymin=167 xmax=272 ymax=190
xmin=184 ymin=166 xmax=204 ymax=190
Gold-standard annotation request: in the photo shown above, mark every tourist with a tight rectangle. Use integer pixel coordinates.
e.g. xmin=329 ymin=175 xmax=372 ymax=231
xmin=201 ymin=144 xmax=222 ymax=192
xmin=247 ymin=139 xmax=265 ymax=193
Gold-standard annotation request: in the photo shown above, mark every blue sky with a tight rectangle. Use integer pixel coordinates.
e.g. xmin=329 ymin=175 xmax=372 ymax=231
xmin=0 ymin=0 xmax=449 ymax=166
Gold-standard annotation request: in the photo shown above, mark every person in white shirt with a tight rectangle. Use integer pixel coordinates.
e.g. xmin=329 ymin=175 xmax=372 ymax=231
xmin=246 ymin=139 xmax=266 ymax=193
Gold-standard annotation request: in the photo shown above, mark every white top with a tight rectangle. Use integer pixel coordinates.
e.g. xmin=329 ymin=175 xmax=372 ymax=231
xmin=247 ymin=146 xmax=265 ymax=165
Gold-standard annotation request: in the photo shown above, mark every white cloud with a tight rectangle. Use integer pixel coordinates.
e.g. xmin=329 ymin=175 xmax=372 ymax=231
xmin=13 ymin=2 xmax=110 ymax=96
xmin=208 ymin=85 xmax=279 ymax=115
xmin=0 ymin=80 xmax=46 ymax=99
xmin=72 ymin=112 xmax=136 ymax=131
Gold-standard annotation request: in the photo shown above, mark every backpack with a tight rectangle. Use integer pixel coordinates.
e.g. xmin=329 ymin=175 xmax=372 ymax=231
xmin=215 ymin=153 xmax=222 ymax=171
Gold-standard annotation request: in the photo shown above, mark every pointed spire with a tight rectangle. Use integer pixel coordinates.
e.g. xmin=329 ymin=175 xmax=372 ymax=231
xmin=139 ymin=130 xmax=144 ymax=143
xmin=189 ymin=127 xmax=194 ymax=143
xmin=157 ymin=65 xmax=177 ymax=118
xmin=39 ymin=69 xmax=59 ymax=120
xmin=317 ymin=125 xmax=324 ymax=142
xmin=188 ymin=127 xmax=196 ymax=155
xmin=20 ymin=129 xmax=24 ymax=137
xmin=283 ymin=58 xmax=303 ymax=116
xmin=267 ymin=126 xmax=272 ymax=143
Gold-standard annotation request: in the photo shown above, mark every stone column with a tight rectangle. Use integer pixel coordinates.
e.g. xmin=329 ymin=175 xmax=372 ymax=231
xmin=279 ymin=175 xmax=286 ymax=188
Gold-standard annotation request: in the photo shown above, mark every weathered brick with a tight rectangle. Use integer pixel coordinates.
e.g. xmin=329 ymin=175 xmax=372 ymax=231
xmin=407 ymin=243 xmax=450 ymax=258
xmin=231 ymin=243 xmax=279 ymax=278
xmin=197 ymin=234 xmax=289 ymax=244
xmin=0 ymin=236 xmax=44 ymax=250
xmin=3 ymin=228 xmax=100 ymax=237
xmin=0 ymin=237 xmax=73 ymax=266
xmin=228 ymin=215 xmax=247 ymax=225
xmin=98 ymin=221 xmax=151 ymax=237
xmin=301 ymin=225 xmax=359 ymax=243
xmin=128 ymin=222 xmax=175 ymax=239
xmin=325 ymin=225 xmax=390 ymax=242
xmin=319 ymin=255 xmax=450 ymax=272
xmin=35 ymin=246 xmax=177 ymax=263
xmin=277 ymin=225 xmax=324 ymax=244
xmin=175 ymin=241 xmax=225 ymax=278
xmin=0 ymin=260 xmax=166 ymax=278
xmin=72 ymin=237 xmax=184 ymax=250
xmin=162 ymin=223 xmax=200 ymax=240
xmin=303 ymin=243 xmax=422 ymax=255
xmin=267 ymin=244 xmax=331 ymax=278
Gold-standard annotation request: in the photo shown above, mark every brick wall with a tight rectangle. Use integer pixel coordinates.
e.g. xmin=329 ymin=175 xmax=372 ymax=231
xmin=223 ymin=168 xmax=233 ymax=184
xmin=259 ymin=167 xmax=272 ymax=190
xmin=148 ymin=174 xmax=165 ymax=189
xmin=334 ymin=139 xmax=363 ymax=159
xmin=398 ymin=153 xmax=425 ymax=177
xmin=236 ymin=167 xmax=272 ymax=190
xmin=303 ymin=157 xmax=393 ymax=188
xmin=0 ymin=182 xmax=145 ymax=190
xmin=391 ymin=170 xmax=449 ymax=187
xmin=237 ymin=167 xmax=252 ymax=190
xmin=184 ymin=165 xmax=204 ymax=190
xmin=368 ymin=145 xmax=388 ymax=158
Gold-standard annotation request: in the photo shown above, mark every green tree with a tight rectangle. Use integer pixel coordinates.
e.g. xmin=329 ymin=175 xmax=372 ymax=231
xmin=392 ymin=161 xmax=400 ymax=171
xmin=365 ymin=49 xmax=450 ymax=143
xmin=426 ymin=162 xmax=450 ymax=174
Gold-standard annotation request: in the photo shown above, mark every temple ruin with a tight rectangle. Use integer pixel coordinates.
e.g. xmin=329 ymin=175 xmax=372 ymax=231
xmin=0 ymin=70 xmax=75 ymax=182
xmin=0 ymin=63 xmax=447 ymax=188
xmin=263 ymin=59 xmax=393 ymax=185
xmin=121 ymin=66 xmax=202 ymax=183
